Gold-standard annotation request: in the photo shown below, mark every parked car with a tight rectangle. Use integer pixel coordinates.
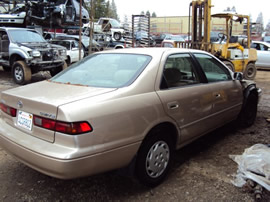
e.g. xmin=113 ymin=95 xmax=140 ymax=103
xmin=0 ymin=4 xmax=26 ymax=27
xmin=55 ymin=34 xmax=103 ymax=55
xmin=251 ymin=41 xmax=270 ymax=69
xmin=164 ymin=35 xmax=185 ymax=42
xmin=154 ymin=33 xmax=171 ymax=45
xmin=83 ymin=18 xmax=128 ymax=41
xmin=0 ymin=0 xmax=89 ymax=27
xmin=263 ymin=36 xmax=270 ymax=43
xmin=0 ymin=48 xmax=261 ymax=187
xmin=0 ymin=27 xmax=67 ymax=84
xmin=50 ymin=39 xmax=84 ymax=65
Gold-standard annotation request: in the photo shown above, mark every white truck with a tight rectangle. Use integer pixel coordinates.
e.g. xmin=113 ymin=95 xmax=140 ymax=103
xmin=84 ymin=18 xmax=128 ymax=41
xmin=0 ymin=27 xmax=67 ymax=84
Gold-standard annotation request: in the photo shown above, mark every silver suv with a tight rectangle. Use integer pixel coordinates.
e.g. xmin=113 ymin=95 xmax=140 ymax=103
xmin=0 ymin=27 xmax=67 ymax=84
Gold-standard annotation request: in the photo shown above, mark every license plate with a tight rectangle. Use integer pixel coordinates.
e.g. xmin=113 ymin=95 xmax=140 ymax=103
xmin=17 ymin=111 xmax=33 ymax=131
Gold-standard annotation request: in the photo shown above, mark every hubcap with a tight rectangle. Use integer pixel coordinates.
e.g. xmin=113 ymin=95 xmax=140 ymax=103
xmin=14 ymin=66 xmax=23 ymax=81
xmin=247 ymin=68 xmax=254 ymax=77
xmin=146 ymin=140 xmax=170 ymax=178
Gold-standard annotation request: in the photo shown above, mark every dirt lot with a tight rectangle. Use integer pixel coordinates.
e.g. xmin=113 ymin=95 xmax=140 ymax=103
xmin=0 ymin=68 xmax=270 ymax=202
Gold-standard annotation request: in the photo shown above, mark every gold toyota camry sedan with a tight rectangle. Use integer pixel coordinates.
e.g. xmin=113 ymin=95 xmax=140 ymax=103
xmin=0 ymin=48 xmax=261 ymax=187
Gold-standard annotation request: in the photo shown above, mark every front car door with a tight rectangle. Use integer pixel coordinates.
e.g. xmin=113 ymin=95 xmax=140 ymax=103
xmin=156 ymin=52 xmax=216 ymax=144
xmin=252 ymin=42 xmax=270 ymax=68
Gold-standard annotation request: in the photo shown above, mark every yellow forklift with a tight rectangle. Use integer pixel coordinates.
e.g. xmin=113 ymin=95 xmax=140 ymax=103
xmin=177 ymin=0 xmax=257 ymax=79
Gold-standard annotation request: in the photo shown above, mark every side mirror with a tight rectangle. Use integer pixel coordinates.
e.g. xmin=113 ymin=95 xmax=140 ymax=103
xmin=233 ymin=72 xmax=243 ymax=81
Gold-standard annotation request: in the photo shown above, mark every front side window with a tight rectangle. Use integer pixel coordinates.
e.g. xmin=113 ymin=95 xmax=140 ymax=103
xmin=51 ymin=53 xmax=152 ymax=88
xmin=194 ymin=53 xmax=232 ymax=82
xmin=162 ymin=53 xmax=200 ymax=89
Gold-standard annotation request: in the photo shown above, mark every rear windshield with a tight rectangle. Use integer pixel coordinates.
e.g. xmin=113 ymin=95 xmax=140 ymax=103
xmin=50 ymin=53 xmax=152 ymax=88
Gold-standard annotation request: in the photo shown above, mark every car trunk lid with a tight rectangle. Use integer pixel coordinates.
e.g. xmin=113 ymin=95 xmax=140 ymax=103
xmin=1 ymin=81 xmax=116 ymax=143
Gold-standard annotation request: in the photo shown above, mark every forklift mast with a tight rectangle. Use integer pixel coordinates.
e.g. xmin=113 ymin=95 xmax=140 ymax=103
xmin=190 ymin=0 xmax=211 ymax=45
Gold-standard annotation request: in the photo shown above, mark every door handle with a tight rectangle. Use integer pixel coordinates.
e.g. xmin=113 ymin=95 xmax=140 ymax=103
xmin=167 ymin=102 xmax=179 ymax=109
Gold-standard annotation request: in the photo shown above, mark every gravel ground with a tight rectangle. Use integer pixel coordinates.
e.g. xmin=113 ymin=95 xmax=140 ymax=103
xmin=0 ymin=67 xmax=270 ymax=202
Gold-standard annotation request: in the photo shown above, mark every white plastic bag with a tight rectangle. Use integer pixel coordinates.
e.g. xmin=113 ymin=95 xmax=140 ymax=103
xmin=230 ymin=144 xmax=270 ymax=191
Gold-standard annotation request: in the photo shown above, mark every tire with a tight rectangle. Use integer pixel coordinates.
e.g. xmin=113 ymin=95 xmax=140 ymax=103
xmin=66 ymin=57 xmax=71 ymax=66
xmin=12 ymin=61 xmax=32 ymax=85
xmin=113 ymin=32 xmax=122 ymax=41
xmin=135 ymin=128 xmax=174 ymax=187
xmin=237 ymin=93 xmax=258 ymax=127
xmin=243 ymin=63 xmax=257 ymax=80
xmin=223 ymin=60 xmax=235 ymax=72
xmin=50 ymin=62 xmax=67 ymax=77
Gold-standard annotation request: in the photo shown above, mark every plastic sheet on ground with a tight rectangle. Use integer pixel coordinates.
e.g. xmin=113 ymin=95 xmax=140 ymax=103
xmin=230 ymin=144 xmax=270 ymax=191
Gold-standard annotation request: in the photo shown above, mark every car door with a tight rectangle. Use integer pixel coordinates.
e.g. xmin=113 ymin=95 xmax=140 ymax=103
xmin=71 ymin=41 xmax=80 ymax=62
xmin=193 ymin=53 xmax=243 ymax=127
xmin=252 ymin=42 xmax=270 ymax=67
xmin=156 ymin=53 xmax=216 ymax=143
xmin=257 ymin=43 xmax=270 ymax=67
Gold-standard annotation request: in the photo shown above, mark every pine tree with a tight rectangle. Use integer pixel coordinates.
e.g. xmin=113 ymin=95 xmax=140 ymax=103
xmin=255 ymin=12 xmax=264 ymax=35
xmin=94 ymin=0 xmax=107 ymax=19
xmin=110 ymin=0 xmax=118 ymax=20
xmin=152 ymin=12 xmax=157 ymax=17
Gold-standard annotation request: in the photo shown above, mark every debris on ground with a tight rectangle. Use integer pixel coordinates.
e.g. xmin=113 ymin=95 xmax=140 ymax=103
xmin=230 ymin=144 xmax=270 ymax=200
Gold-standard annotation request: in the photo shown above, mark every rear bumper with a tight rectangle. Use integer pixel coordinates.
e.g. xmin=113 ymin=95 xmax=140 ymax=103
xmin=0 ymin=118 xmax=140 ymax=179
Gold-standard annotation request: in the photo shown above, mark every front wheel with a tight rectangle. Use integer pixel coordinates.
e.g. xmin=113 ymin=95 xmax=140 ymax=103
xmin=135 ymin=129 xmax=173 ymax=187
xmin=243 ymin=63 xmax=257 ymax=80
xmin=12 ymin=61 xmax=32 ymax=85
xmin=50 ymin=62 xmax=67 ymax=77
xmin=237 ymin=93 xmax=258 ymax=127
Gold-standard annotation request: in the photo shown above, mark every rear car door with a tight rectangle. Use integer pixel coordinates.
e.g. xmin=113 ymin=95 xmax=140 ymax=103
xmin=156 ymin=53 xmax=216 ymax=143
xmin=193 ymin=53 xmax=243 ymax=127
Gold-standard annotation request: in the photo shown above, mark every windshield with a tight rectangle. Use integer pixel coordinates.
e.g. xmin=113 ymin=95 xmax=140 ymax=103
xmin=110 ymin=19 xmax=121 ymax=28
xmin=51 ymin=53 xmax=152 ymax=88
xmin=9 ymin=30 xmax=46 ymax=43
xmin=51 ymin=41 xmax=71 ymax=49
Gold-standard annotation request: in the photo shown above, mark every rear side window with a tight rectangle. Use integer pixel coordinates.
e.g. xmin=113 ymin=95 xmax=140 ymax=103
xmin=194 ymin=53 xmax=232 ymax=82
xmin=161 ymin=53 xmax=200 ymax=89
xmin=51 ymin=53 xmax=152 ymax=88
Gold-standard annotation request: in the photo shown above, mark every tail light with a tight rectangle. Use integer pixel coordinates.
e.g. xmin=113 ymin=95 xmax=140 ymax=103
xmin=0 ymin=103 xmax=17 ymax=117
xmin=33 ymin=115 xmax=92 ymax=135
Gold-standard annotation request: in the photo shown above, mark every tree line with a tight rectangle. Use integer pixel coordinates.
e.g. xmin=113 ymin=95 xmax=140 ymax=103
xmin=84 ymin=0 xmax=118 ymax=20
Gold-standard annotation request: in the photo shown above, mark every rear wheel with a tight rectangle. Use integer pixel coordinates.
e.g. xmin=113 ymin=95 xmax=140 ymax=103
xmin=243 ymin=63 xmax=257 ymax=80
xmin=50 ymin=62 xmax=67 ymax=77
xmin=237 ymin=93 xmax=258 ymax=127
xmin=135 ymin=128 xmax=174 ymax=187
xmin=12 ymin=61 xmax=32 ymax=85
xmin=113 ymin=32 xmax=122 ymax=41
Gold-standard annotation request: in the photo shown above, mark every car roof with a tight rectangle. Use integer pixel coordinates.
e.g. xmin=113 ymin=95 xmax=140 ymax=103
xmin=0 ymin=27 xmax=37 ymax=32
xmin=52 ymin=39 xmax=73 ymax=42
xmin=252 ymin=41 xmax=270 ymax=46
xmin=96 ymin=47 xmax=211 ymax=57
